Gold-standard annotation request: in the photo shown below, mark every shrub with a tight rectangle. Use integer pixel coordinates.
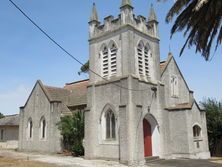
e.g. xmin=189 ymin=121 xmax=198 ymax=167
xmin=57 ymin=111 xmax=84 ymax=156
xmin=71 ymin=142 xmax=84 ymax=156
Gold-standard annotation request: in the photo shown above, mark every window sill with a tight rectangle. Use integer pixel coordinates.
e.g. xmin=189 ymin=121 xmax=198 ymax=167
xmin=39 ymin=138 xmax=47 ymax=141
xmin=101 ymin=139 xmax=119 ymax=145
xmin=193 ymin=137 xmax=203 ymax=142
xmin=171 ymin=95 xmax=179 ymax=98
xmin=26 ymin=138 xmax=33 ymax=141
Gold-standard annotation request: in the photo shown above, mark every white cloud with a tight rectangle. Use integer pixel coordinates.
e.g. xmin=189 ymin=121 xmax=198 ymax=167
xmin=0 ymin=84 xmax=31 ymax=115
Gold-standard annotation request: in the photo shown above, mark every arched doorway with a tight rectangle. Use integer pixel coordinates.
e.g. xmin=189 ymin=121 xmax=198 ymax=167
xmin=143 ymin=119 xmax=152 ymax=157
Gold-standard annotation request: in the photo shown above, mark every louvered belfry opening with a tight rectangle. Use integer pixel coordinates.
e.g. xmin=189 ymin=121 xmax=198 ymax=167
xmin=102 ymin=41 xmax=117 ymax=78
xmin=137 ymin=41 xmax=151 ymax=78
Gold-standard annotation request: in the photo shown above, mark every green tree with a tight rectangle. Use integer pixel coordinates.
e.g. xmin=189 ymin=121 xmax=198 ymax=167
xmin=165 ymin=0 xmax=222 ymax=60
xmin=0 ymin=113 xmax=4 ymax=119
xmin=78 ymin=61 xmax=89 ymax=75
xmin=201 ymin=98 xmax=222 ymax=155
xmin=57 ymin=111 xmax=84 ymax=156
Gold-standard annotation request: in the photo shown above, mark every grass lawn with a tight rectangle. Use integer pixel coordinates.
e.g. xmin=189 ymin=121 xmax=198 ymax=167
xmin=210 ymin=157 xmax=222 ymax=165
xmin=0 ymin=156 xmax=56 ymax=167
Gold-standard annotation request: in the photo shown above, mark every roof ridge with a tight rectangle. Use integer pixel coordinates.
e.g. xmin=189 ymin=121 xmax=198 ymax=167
xmin=4 ymin=114 xmax=19 ymax=117
xmin=65 ymin=79 xmax=89 ymax=86
xmin=44 ymin=85 xmax=68 ymax=91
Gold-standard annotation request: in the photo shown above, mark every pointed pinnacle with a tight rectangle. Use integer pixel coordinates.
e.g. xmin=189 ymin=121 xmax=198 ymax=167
xmin=90 ymin=3 xmax=98 ymax=22
xmin=122 ymin=0 xmax=131 ymax=6
xmin=120 ymin=0 xmax=133 ymax=8
xmin=148 ymin=4 xmax=157 ymax=22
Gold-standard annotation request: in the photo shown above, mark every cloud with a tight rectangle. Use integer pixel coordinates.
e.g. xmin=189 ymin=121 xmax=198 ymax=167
xmin=0 ymin=84 xmax=31 ymax=115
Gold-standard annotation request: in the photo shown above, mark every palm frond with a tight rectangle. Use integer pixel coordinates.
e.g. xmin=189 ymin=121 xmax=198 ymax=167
xmin=166 ymin=0 xmax=222 ymax=60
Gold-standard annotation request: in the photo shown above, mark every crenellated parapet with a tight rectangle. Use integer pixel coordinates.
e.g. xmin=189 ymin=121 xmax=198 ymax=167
xmin=89 ymin=1 xmax=159 ymax=40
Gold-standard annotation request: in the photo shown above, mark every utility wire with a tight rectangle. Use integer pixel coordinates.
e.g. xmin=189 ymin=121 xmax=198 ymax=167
xmin=8 ymin=0 xmax=155 ymax=92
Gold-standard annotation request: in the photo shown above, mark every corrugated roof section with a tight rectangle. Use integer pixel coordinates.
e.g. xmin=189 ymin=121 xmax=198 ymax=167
xmin=0 ymin=114 xmax=19 ymax=126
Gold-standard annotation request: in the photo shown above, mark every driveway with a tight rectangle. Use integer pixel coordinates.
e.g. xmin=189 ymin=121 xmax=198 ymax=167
xmin=0 ymin=150 xmax=221 ymax=167
xmin=149 ymin=159 xmax=222 ymax=167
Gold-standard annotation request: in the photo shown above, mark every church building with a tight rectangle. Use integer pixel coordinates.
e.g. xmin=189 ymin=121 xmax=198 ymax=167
xmin=19 ymin=0 xmax=210 ymax=165
xmin=84 ymin=0 xmax=210 ymax=165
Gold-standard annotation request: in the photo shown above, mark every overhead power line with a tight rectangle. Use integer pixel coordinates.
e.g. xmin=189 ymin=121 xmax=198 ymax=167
xmin=8 ymin=0 xmax=155 ymax=92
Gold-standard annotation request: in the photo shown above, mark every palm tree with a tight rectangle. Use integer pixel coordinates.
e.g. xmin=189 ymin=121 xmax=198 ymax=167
xmin=165 ymin=0 xmax=222 ymax=60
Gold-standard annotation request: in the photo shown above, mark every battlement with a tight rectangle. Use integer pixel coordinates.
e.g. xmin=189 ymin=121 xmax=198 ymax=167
xmin=89 ymin=2 xmax=158 ymax=40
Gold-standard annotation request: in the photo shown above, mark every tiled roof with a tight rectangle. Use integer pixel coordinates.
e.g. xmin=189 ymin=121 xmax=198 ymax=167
xmin=160 ymin=61 xmax=166 ymax=73
xmin=64 ymin=79 xmax=88 ymax=92
xmin=0 ymin=114 xmax=19 ymax=126
xmin=34 ymin=80 xmax=89 ymax=113
xmin=160 ymin=52 xmax=173 ymax=75
xmin=44 ymin=86 xmax=70 ymax=102
xmin=64 ymin=79 xmax=89 ymax=107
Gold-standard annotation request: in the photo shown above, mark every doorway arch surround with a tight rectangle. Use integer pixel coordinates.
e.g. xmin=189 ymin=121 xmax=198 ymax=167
xmin=143 ymin=113 xmax=160 ymax=157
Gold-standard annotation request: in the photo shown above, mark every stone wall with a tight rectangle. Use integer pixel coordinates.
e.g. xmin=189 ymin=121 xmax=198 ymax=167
xmin=18 ymin=83 xmax=62 ymax=153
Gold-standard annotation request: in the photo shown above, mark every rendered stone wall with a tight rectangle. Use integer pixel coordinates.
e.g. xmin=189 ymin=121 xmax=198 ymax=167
xmin=186 ymin=104 xmax=210 ymax=159
xmin=161 ymin=58 xmax=190 ymax=107
xmin=0 ymin=126 xmax=19 ymax=149
xmin=18 ymin=83 xmax=62 ymax=153
xmin=0 ymin=126 xmax=18 ymax=141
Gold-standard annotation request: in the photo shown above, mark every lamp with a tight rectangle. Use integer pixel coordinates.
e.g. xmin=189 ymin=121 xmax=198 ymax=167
xmin=151 ymin=86 xmax=157 ymax=97
xmin=147 ymin=106 xmax=150 ymax=112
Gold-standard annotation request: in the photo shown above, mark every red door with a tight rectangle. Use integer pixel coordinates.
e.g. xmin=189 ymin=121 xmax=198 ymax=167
xmin=143 ymin=119 xmax=152 ymax=157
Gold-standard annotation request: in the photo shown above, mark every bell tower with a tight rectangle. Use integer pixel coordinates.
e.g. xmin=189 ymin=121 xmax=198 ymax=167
xmin=88 ymin=1 xmax=160 ymax=84
xmin=85 ymin=1 xmax=161 ymax=165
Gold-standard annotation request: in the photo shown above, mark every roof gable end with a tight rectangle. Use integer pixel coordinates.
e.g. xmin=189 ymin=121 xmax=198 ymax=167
xmin=21 ymin=80 xmax=52 ymax=109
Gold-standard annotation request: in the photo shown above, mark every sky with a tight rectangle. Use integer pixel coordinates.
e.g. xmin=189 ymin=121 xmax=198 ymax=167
xmin=0 ymin=0 xmax=221 ymax=115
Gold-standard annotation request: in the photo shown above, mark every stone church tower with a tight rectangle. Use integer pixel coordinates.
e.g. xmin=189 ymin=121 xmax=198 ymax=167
xmin=84 ymin=0 xmax=210 ymax=165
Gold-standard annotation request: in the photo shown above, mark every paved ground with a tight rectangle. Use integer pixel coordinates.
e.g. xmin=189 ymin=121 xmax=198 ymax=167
xmin=0 ymin=150 xmax=221 ymax=167
xmin=149 ymin=159 xmax=222 ymax=167
xmin=0 ymin=150 xmax=128 ymax=167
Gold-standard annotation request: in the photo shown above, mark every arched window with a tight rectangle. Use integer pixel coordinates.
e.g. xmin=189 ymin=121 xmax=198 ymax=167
xmin=137 ymin=41 xmax=151 ymax=77
xmin=193 ymin=125 xmax=201 ymax=138
xmin=102 ymin=46 xmax=109 ymax=77
xmin=28 ymin=118 xmax=33 ymax=139
xmin=40 ymin=117 xmax=46 ymax=139
xmin=105 ymin=110 xmax=116 ymax=140
xmin=101 ymin=41 xmax=118 ymax=78
xmin=111 ymin=113 xmax=116 ymax=139
xmin=170 ymin=75 xmax=179 ymax=97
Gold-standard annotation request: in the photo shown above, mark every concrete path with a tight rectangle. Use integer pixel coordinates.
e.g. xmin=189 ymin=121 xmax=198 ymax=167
xmin=0 ymin=150 xmax=131 ymax=167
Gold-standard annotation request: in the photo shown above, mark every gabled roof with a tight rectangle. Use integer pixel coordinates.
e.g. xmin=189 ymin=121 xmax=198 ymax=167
xmin=21 ymin=80 xmax=51 ymax=109
xmin=160 ymin=52 xmax=173 ymax=75
xmin=160 ymin=53 xmax=193 ymax=93
xmin=21 ymin=79 xmax=89 ymax=113
xmin=0 ymin=114 xmax=19 ymax=126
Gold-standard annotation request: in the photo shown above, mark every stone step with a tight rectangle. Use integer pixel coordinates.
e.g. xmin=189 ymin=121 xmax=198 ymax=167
xmin=145 ymin=156 xmax=164 ymax=163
